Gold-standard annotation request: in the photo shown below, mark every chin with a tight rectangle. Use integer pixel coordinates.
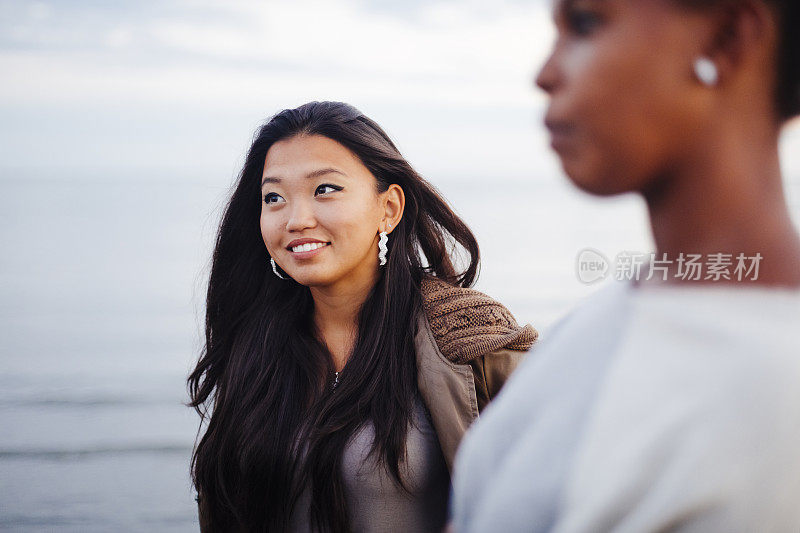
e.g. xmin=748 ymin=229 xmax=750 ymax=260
xmin=289 ymin=274 xmax=328 ymax=287
xmin=288 ymin=268 xmax=341 ymax=288
xmin=562 ymin=160 xmax=638 ymax=197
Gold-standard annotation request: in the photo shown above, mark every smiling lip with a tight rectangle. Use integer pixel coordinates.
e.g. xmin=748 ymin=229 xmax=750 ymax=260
xmin=286 ymin=238 xmax=331 ymax=258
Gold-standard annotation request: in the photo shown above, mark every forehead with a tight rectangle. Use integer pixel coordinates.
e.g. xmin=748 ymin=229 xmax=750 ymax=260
xmin=552 ymin=0 xmax=697 ymax=40
xmin=263 ymin=134 xmax=365 ymax=177
xmin=554 ymin=0 xmax=681 ymax=16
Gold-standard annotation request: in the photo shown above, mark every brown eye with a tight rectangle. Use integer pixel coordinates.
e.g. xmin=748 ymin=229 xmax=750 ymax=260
xmin=314 ymin=184 xmax=343 ymax=196
xmin=568 ymin=9 xmax=603 ymax=36
xmin=264 ymin=192 xmax=284 ymax=204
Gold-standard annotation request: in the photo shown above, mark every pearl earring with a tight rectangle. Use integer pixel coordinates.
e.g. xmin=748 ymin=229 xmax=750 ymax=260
xmin=271 ymin=258 xmax=288 ymax=280
xmin=694 ymin=57 xmax=718 ymax=87
xmin=378 ymin=231 xmax=389 ymax=266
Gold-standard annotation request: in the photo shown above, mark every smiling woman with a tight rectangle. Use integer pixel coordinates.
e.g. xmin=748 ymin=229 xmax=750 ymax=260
xmin=187 ymin=101 xmax=537 ymax=532
xmin=260 ymin=134 xmax=405 ymax=307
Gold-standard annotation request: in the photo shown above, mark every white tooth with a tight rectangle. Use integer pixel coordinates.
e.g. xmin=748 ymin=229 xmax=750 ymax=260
xmin=292 ymin=242 xmax=327 ymax=253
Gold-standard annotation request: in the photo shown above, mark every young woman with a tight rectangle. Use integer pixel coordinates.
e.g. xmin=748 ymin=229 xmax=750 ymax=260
xmin=188 ymin=101 xmax=537 ymax=532
xmin=453 ymin=0 xmax=800 ymax=531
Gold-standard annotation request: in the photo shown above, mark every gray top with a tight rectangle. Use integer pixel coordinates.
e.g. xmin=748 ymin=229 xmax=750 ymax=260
xmin=290 ymin=396 xmax=450 ymax=532
xmin=452 ymin=281 xmax=800 ymax=533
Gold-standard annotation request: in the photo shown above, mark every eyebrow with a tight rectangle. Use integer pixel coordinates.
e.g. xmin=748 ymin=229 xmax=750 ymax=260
xmin=261 ymin=167 xmax=346 ymax=187
xmin=556 ymin=0 xmax=602 ymax=18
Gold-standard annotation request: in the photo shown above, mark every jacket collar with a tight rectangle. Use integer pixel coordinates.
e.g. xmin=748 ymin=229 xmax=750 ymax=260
xmin=414 ymin=312 xmax=478 ymax=472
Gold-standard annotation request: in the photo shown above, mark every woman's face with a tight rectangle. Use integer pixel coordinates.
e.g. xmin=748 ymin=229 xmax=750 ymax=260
xmin=260 ymin=134 xmax=397 ymax=290
xmin=537 ymin=0 xmax=716 ymax=195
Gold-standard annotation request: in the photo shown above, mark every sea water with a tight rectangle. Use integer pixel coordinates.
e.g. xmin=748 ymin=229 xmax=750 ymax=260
xmin=1 ymin=173 xmax=796 ymax=531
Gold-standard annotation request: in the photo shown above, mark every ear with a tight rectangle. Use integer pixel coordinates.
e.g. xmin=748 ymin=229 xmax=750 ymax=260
xmin=702 ymin=0 xmax=776 ymax=84
xmin=380 ymin=184 xmax=405 ymax=234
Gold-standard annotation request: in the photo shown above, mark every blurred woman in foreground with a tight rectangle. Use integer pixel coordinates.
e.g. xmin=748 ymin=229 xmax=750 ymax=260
xmin=452 ymin=0 xmax=800 ymax=531
xmin=188 ymin=101 xmax=536 ymax=532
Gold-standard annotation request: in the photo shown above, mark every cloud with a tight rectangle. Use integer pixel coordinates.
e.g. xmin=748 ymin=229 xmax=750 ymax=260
xmin=0 ymin=0 xmax=552 ymax=109
xmin=0 ymin=0 xmax=796 ymax=191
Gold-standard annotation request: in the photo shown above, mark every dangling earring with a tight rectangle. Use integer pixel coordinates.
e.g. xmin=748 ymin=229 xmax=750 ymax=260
xmin=378 ymin=231 xmax=389 ymax=266
xmin=694 ymin=57 xmax=719 ymax=87
xmin=271 ymin=257 xmax=288 ymax=280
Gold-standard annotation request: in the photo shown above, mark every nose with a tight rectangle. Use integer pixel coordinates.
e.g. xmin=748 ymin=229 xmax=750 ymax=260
xmin=285 ymin=199 xmax=317 ymax=232
xmin=535 ymin=46 xmax=560 ymax=94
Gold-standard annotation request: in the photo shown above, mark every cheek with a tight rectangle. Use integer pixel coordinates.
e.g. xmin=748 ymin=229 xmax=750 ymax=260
xmin=333 ymin=211 xmax=376 ymax=242
xmin=573 ymin=41 xmax=666 ymax=133
xmin=259 ymin=209 xmax=283 ymax=251
xmin=563 ymin=41 xmax=693 ymax=193
xmin=323 ymin=204 xmax=380 ymax=255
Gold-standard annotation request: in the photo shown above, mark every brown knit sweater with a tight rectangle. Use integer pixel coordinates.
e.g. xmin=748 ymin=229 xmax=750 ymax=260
xmin=420 ymin=277 xmax=538 ymax=364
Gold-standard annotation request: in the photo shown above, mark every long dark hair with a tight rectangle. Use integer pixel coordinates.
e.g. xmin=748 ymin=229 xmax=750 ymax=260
xmin=188 ymin=101 xmax=479 ymax=531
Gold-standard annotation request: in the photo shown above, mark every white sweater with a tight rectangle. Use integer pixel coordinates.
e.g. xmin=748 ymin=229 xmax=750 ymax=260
xmin=452 ymin=281 xmax=800 ymax=533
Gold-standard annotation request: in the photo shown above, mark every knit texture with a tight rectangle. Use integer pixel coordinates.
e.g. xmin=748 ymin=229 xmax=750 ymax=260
xmin=420 ymin=277 xmax=538 ymax=364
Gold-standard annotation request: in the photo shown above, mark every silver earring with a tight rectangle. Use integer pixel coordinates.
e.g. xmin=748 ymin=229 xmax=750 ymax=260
xmin=378 ymin=231 xmax=389 ymax=266
xmin=694 ymin=57 xmax=718 ymax=87
xmin=271 ymin=257 xmax=288 ymax=280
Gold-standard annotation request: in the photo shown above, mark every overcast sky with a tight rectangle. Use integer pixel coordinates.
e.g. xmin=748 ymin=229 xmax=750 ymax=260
xmin=0 ymin=0 xmax=798 ymax=186
xmin=0 ymin=0 xmax=566 ymax=184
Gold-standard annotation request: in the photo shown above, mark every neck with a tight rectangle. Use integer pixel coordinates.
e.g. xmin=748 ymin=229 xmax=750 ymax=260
xmin=644 ymin=122 xmax=800 ymax=288
xmin=310 ymin=267 xmax=379 ymax=371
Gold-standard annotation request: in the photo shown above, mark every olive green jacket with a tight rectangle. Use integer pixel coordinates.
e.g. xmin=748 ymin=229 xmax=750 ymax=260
xmin=414 ymin=313 xmax=532 ymax=472
xmin=198 ymin=283 xmax=536 ymax=529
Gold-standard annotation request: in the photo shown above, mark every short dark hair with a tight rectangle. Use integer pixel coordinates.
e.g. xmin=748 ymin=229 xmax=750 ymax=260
xmin=771 ymin=0 xmax=800 ymax=119
xmin=676 ymin=0 xmax=800 ymax=120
